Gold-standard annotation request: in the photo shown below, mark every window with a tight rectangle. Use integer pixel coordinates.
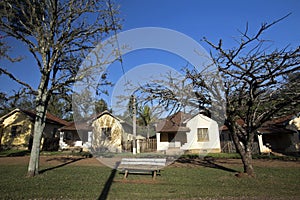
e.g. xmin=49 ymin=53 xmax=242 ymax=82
xmin=197 ymin=128 xmax=209 ymax=142
xmin=11 ymin=125 xmax=22 ymax=138
xmin=160 ymin=133 xmax=168 ymax=142
xmin=160 ymin=133 xmax=175 ymax=142
xmin=102 ymin=127 xmax=112 ymax=140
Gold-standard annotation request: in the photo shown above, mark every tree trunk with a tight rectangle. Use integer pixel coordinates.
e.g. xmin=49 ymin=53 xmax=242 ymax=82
xmin=27 ymin=73 xmax=50 ymax=177
xmin=0 ymin=125 xmax=3 ymax=150
xmin=228 ymin=122 xmax=255 ymax=177
xmin=147 ymin=125 xmax=150 ymax=139
xmin=240 ymin=149 xmax=255 ymax=176
xmin=233 ymin=139 xmax=255 ymax=177
xmin=27 ymin=104 xmax=47 ymax=177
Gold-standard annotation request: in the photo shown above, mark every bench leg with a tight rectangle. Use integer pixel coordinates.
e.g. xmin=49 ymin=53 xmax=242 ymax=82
xmin=124 ymin=170 xmax=129 ymax=179
xmin=152 ymin=170 xmax=157 ymax=180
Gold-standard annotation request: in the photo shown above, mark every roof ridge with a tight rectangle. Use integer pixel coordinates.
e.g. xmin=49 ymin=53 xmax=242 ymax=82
xmin=0 ymin=108 xmax=69 ymax=126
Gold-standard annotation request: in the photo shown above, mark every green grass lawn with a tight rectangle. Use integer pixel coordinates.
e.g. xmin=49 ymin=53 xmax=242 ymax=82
xmin=0 ymin=160 xmax=299 ymax=199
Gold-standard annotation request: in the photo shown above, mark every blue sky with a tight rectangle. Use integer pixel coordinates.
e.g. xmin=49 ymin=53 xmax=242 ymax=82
xmin=1 ymin=0 xmax=299 ymax=104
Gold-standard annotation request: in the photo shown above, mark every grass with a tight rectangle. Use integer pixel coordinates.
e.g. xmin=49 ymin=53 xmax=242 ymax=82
xmin=0 ymin=149 xmax=92 ymax=157
xmin=0 ymin=149 xmax=31 ymax=157
xmin=109 ymin=166 xmax=300 ymax=199
xmin=0 ymin=158 xmax=299 ymax=199
xmin=181 ymin=152 xmax=300 ymax=161
xmin=0 ymin=165 xmax=110 ymax=199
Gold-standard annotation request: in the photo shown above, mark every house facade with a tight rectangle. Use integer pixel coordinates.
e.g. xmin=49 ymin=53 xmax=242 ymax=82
xmin=92 ymin=111 xmax=132 ymax=153
xmin=58 ymin=121 xmax=92 ymax=151
xmin=219 ymin=115 xmax=300 ymax=154
xmin=257 ymin=115 xmax=299 ymax=154
xmin=58 ymin=111 xmax=134 ymax=153
xmin=156 ymin=112 xmax=221 ymax=154
xmin=0 ymin=108 xmax=69 ymax=150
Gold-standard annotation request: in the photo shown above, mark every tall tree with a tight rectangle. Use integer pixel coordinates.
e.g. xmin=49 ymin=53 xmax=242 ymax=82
xmin=95 ymin=98 xmax=110 ymax=114
xmin=47 ymin=94 xmax=71 ymax=120
xmin=137 ymin=104 xmax=156 ymax=139
xmin=137 ymin=105 xmax=151 ymax=126
xmin=202 ymin=18 xmax=299 ymax=176
xmin=0 ymin=90 xmax=35 ymax=116
xmin=0 ymin=0 xmax=120 ymax=176
xmin=139 ymin=16 xmax=300 ymax=176
xmin=191 ymin=18 xmax=299 ymax=176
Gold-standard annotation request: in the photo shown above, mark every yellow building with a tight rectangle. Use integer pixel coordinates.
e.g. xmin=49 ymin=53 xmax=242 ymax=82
xmin=0 ymin=108 xmax=69 ymax=150
xmin=59 ymin=111 xmax=135 ymax=153
xmin=92 ymin=111 xmax=132 ymax=153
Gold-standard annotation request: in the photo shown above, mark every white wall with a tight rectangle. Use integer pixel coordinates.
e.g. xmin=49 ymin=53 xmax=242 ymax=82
xmin=156 ymin=133 xmax=169 ymax=151
xmin=182 ymin=114 xmax=221 ymax=152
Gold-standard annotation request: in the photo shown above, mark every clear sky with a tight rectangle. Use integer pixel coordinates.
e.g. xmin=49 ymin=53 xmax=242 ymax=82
xmin=1 ymin=0 xmax=299 ymax=103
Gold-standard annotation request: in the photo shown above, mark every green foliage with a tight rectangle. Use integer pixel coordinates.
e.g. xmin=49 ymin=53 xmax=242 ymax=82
xmin=47 ymin=94 xmax=71 ymax=120
xmin=0 ymin=92 xmax=35 ymax=116
xmin=95 ymin=98 xmax=110 ymax=114
xmin=137 ymin=104 xmax=151 ymax=126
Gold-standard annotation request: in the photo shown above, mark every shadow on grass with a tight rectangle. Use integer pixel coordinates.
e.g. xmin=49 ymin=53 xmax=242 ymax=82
xmin=98 ymin=162 xmax=120 ymax=200
xmin=177 ymin=157 xmax=239 ymax=173
xmin=0 ymin=150 xmax=31 ymax=157
xmin=39 ymin=157 xmax=84 ymax=174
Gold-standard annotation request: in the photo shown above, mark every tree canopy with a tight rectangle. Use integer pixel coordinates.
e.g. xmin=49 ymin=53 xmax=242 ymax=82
xmin=0 ymin=0 xmax=120 ymax=176
xmin=137 ymin=16 xmax=300 ymax=176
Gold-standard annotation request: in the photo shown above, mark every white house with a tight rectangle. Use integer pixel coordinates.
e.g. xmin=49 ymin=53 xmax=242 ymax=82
xmin=156 ymin=112 xmax=221 ymax=154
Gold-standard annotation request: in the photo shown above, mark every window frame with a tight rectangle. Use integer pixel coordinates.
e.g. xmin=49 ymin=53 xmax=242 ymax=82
xmin=197 ymin=128 xmax=209 ymax=142
xmin=11 ymin=125 xmax=22 ymax=138
xmin=102 ymin=127 xmax=112 ymax=140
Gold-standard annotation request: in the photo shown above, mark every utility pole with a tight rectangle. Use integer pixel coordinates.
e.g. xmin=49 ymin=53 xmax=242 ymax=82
xmin=132 ymin=95 xmax=137 ymax=154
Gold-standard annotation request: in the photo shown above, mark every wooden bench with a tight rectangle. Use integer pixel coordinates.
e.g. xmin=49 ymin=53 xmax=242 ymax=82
xmin=118 ymin=158 xmax=167 ymax=179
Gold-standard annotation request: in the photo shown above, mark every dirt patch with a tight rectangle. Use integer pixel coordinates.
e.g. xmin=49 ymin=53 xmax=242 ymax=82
xmin=170 ymin=157 xmax=300 ymax=168
xmin=0 ymin=156 xmax=299 ymax=169
xmin=0 ymin=156 xmax=103 ymax=167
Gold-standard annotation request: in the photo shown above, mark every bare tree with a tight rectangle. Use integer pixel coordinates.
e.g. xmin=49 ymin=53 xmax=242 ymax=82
xmin=138 ymin=16 xmax=300 ymax=176
xmin=187 ymin=17 xmax=299 ymax=176
xmin=139 ymin=69 xmax=225 ymax=122
xmin=0 ymin=0 xmax=120 ymax=176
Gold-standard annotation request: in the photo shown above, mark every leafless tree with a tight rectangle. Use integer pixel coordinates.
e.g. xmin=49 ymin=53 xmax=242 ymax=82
xmin=138 ymin=16 xmax=300 ymax=177
xmin=0 ymin=0 xmax=120 ymax=176
xmin=201 ymin=15 xmax=300 ymax=176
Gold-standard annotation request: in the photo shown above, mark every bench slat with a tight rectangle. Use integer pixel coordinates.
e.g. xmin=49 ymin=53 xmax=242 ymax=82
xmin=120 ymin=158 xmax=166 ymax=166
xmin=118 ymin=158 xmax=166 ymax=179
xmin=120 ymin=161 xmax=166 ymax=166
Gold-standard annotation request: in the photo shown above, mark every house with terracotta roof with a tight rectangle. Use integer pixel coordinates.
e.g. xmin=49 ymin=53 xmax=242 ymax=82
xmin=58 ymin=120 xmax=93 ymax=151
xmin=0 ymin=108 xmax=69 ymax=150
xmin=257 ymin=115 xmax=299 ymax=154
xmin=58 ymin=110 xmax=136 ymax=152
xmin=219 ymin=115 xmax=300 ymax=154
xmin=155 ymin=111 xmax=221 ymax=154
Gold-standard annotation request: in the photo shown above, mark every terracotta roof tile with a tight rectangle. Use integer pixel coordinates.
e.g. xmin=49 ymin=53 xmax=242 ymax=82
xmin=220 ymin=115 xmax=296 ymax=134
xmin=59 ymin=121 xmax=92 ymax=131
xmin=21 ymin=109 xmax=69 ymax=126
xmin=156 ymin=111 xmax=190 ymax=133
xmin=0 ymin=108 xmax=69 ymax=126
